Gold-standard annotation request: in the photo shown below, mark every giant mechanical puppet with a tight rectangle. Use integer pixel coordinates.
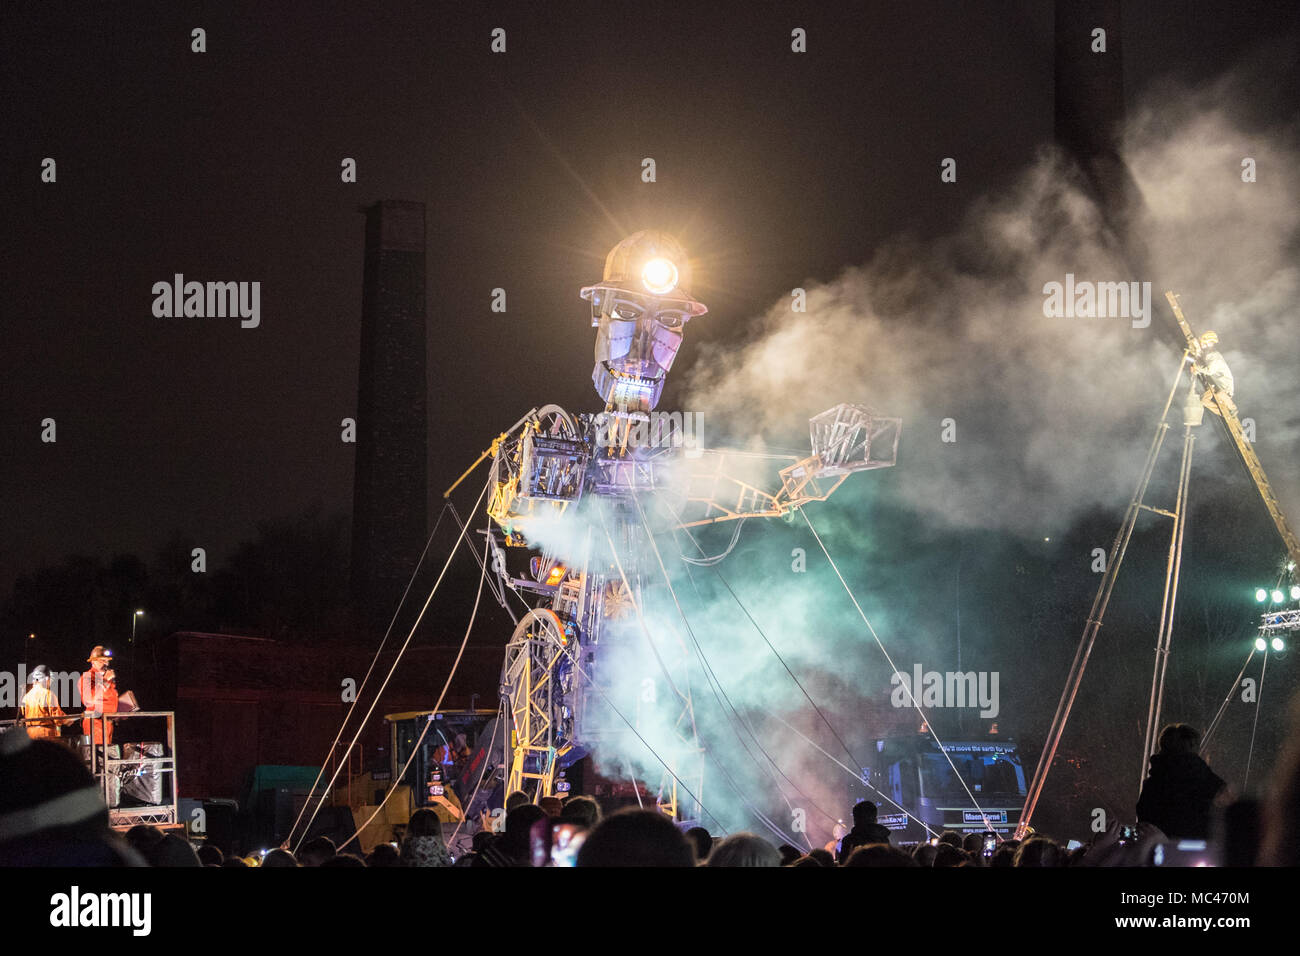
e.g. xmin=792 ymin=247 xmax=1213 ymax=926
xmin=466 ymin=230 xmax=901 ymax=820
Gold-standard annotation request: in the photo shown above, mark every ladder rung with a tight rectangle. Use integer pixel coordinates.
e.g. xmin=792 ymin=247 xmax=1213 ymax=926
xmin=1137 ymin=505 xmax=1177 ymax=518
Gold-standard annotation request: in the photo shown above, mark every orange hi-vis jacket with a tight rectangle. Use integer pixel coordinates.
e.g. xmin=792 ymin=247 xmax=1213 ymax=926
xmin=20 ymin=684 xmax=68 ymax=740
xmin=80 ymin=669 xmax=118 ymax=745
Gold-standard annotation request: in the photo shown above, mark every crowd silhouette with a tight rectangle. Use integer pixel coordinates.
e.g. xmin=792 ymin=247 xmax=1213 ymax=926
xmin=2 ymin=719 xmax=1296 ymax=867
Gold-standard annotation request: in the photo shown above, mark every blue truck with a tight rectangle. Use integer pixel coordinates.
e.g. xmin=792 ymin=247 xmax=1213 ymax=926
xmin=865 ymin=736 xmax=1027 ymax=843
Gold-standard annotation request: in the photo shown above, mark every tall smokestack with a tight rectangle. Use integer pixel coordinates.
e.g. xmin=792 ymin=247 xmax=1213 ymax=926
xmin=1054 ymin=0 xmax=1137 ymax=245
xmin=351 ymin=200 xmax=428 ymax=628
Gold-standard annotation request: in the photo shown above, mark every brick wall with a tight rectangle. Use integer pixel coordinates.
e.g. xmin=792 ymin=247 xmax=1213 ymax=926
xmin=167 ymin=631 xmax=500 ymax=800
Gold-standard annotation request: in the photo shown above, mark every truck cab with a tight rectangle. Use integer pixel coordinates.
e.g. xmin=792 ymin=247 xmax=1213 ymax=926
xmin=866 ymin=736 xmax=1026 ymax=843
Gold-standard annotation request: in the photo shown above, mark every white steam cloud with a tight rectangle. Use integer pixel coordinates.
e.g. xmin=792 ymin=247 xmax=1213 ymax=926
xmin=684 ymin=81 xmax=1300 ymax=536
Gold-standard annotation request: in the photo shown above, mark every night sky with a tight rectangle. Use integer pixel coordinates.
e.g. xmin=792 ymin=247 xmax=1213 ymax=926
xmin=4 ymin=2 xmax=1300 ymax=836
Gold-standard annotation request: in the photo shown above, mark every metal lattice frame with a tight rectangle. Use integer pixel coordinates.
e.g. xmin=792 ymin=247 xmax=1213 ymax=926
xmin=1260 ymin=609 xmax=1300 ymax=633
xmin=502 ymin=610 xmax=573 ymax=799
xmin=488 ymin=407 xmax=585 ymax=536
xmin=109 ymin=806 xmax=179 ymax=828
xmin=809 ymin=403 xmax=902 ymax=472
xmin=676 ymin=404 xmax=901 ymax=529
xmin=87 ymin=711 xmax=180 ymax=832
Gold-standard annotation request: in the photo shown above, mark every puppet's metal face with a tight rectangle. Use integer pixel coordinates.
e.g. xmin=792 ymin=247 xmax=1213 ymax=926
xmin=580 ymin=230 xmax=707 ymax=412
xmin=590 ymin=289 xmax=690 ymax=412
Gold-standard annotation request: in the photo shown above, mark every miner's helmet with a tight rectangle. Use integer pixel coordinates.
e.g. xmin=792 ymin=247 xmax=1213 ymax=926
xmin=579 ymin=230 xmax=708 ymax=319
xmin=1200 ymin=330 xmax=1219 ymax=349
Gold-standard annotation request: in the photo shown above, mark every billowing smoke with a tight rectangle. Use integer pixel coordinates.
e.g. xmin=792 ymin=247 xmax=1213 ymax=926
xmin=517 ymin=77 xmax=1300 ymax=847
xmin=683 ymin=87 xmax=1300 ymax=535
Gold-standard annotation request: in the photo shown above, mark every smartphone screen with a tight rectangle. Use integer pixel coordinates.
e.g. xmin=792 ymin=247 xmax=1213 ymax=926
xmin=1153 ymin=839 xmax=1214 ymax=867
xmin=550 ymin=823 xmax=588 ymax=867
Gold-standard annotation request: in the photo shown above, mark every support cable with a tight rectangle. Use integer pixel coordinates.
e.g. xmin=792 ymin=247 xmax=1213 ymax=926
xmin=1200 ymin=649 xmax=1257 ymax=758
xmin=1202 ymin=571 xmax=1286 ymax=756
xmin=293 ymin=474 xmax=492 ymax=852
xmin=763 ymin=709 xmax=940 ymax=838
xmin=677 ymin=517 xmax=746 ymax=566
xmin=596 ymin=505 xmax=691 ymax=706
xmin=285 ymin=501 xmax=451 ymax=847
xmin=658 ymin=489 xmax=871 ymax=794
xmin=633 ymin=493 xmax=834 ymax=848
xmin=598 ymin=502 xmax=804 ymax=846
xmin=557 ymin=642 xmax=730 ymax=836
xmin=1244 ymin=649 xmax=1269 ymax=792
xmin=448 ymin=499 xmax=516 ymax=621
xmin=337 ymin=530 xmax=491 ymax=852
xmin=595 ymin=504 xmax=795 ymax=848
xmin=799 ymin=506 xmax=994 ymax=831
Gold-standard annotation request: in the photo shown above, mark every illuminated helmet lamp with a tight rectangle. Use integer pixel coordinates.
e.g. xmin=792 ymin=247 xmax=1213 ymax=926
xmin=580 ymin=229 xmax=707 ymax=317
xmin=640 ymin=257 xmax=678 ymax=295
